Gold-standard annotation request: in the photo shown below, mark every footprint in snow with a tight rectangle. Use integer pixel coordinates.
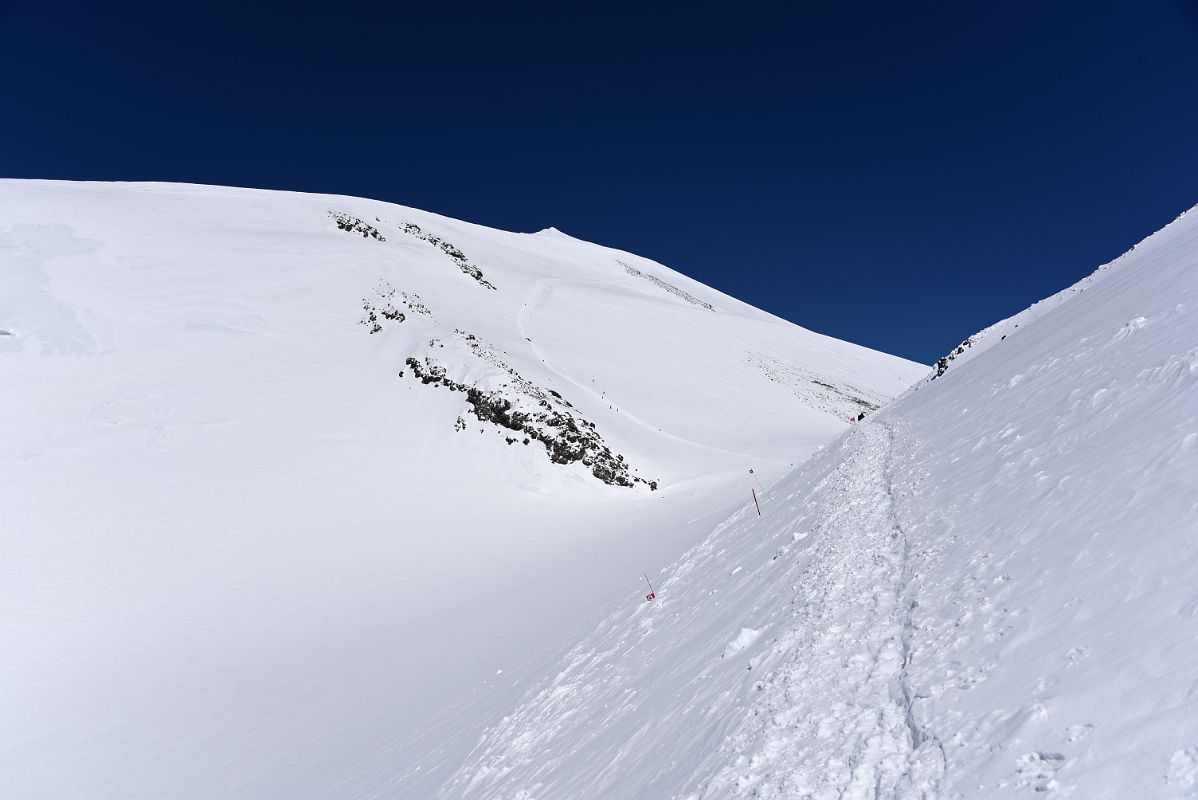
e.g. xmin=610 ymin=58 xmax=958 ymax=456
xmin=1064 ymin=646 xmax=1090 ymax=668
xmin=1064 ymin=723 xmax=1093 ymax=743
xmin=1015 ymin=751 xmax=1066 ymax=792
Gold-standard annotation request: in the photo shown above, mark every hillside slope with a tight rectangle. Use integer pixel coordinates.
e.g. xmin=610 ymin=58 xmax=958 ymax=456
xmin=0 ymin=180 xmax=923 ymax=798
xmin=447 ymin=206 xmax=1198 ymax=798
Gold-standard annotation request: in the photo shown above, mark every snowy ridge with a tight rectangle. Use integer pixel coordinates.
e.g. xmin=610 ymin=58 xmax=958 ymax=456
xmin=447 ymin=202 xmax=1198 ymax=798
xmin=930 ymin=205 xmax=1193 ymax=381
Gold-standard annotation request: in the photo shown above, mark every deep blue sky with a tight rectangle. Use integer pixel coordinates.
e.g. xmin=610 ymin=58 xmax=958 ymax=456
xmin=2 ymin=1 xmax=1196 ymax=363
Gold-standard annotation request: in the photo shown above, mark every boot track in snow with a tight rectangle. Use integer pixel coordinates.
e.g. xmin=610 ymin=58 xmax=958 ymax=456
xmin=701 ymin=422 xmax=945 ymax=798
xmin=448 ymin=420 xmax=948 ymax=799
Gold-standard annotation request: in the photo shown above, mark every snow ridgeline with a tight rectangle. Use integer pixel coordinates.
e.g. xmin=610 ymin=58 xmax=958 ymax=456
xmin=928 ymin=205 xmax=1194 ymax=382
xmin=445 ymin=202 xmax=1198 ymax=798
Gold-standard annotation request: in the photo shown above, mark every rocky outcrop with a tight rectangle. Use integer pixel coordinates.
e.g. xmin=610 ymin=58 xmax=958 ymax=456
xmin=357 ymin=272 xmax=651 ymax=488
xmin=931 ymin=336 xmax=976 ymax=380
xmin=400 ymin=223 xmax=496 ymax=290
xmin=331 ymin=212 xmax=385 ymax=241
xmin=404 ymin=336 xmax=656 ymax=490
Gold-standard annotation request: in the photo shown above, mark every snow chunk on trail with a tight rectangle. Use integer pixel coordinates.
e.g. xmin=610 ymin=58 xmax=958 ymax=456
xmin=721 ymin=627 xmax=761 ymax=658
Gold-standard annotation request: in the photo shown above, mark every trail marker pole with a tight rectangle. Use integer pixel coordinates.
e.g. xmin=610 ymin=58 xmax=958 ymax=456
xmin=750 ymin=468 xmax=763 ymax=493
xmin=752 ymin=488 xmax=762 ymax=516
xmin=643 ymin=573 xmax=656 ymax=602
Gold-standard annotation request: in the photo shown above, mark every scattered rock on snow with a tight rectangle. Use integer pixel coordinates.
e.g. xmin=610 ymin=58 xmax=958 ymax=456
xmin=619 ymin=260 xmax=714 ymax=311
xmin=331 ymin=211 xmax=385 ymax=241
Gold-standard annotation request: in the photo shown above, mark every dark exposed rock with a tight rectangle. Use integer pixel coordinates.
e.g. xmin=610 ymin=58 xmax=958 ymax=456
xmin=359 ymin=282 xmax=433 ymax=334
xmin=401 ymin=292 xmax=432 ymax=316
xmin=403 ymin=352 xmax=656 ymax=490
xmin=360 ymin=282 xmax=405 ymax=333
xmin=931 ymin=336 xmax=976 ymax=380
xmin=358 ymin=280 xmax=650 ymax=488
xmin=399 ymin=223 xmax=496 ymax=290
xmin=331 ymin=212 xmax=385 ymax=241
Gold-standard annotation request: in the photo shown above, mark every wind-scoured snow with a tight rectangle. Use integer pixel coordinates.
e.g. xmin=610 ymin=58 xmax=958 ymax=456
xmin=447 ymin=206 xmax=1198 ymax=798
xmin=0 ymin=180 xmax=922 ymax=799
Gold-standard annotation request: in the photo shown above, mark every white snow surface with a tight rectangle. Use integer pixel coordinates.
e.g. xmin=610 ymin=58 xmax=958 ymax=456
xmin=447 ymin=207 xmax=1198 ymax=798
xmin=0 ymin=180 xmax=923 ymax=799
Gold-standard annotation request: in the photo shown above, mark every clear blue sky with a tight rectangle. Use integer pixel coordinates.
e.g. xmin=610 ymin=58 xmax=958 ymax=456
xmin=2 ymin=0 xmax=1196 ymax=363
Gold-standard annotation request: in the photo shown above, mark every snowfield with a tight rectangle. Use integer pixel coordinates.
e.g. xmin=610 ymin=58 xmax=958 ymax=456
xmin=449 ymin=205 xmax=1198 ymax=798
xmin=0 ymin=180 xmax=922 ymax=798
xmin=3 ymin=179 xmax=1194 ymax=799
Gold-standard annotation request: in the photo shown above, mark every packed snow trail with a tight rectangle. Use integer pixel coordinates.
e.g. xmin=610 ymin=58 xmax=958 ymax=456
xmin=443 ymin=421 xmax=943 ymax=798
xmin=699 ymin=422 xmax=943 ymax=799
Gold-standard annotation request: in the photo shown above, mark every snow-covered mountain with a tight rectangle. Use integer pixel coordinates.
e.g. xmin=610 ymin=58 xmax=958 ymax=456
xmin=10 ymin=180 xmax=1191 ymax=799
xmin=449 ymin=205 xmax=1198 ymax=798
xmin=0 ymin=180 xmax=923 ymax=798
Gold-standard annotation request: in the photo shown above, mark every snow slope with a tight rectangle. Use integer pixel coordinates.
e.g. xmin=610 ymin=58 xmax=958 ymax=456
xmin=448 ymin=206 xmax=1198 ymax=798
xmin=0 ymin=180 xmax=923 ymax=798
